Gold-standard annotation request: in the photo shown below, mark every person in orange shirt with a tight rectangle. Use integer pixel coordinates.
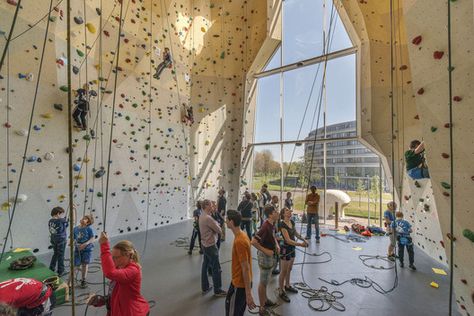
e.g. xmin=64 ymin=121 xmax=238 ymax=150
xmin=305 ymin=186 xmax=321 ymax=243
xmin=225 ymin=210 xmax=256 ymax=316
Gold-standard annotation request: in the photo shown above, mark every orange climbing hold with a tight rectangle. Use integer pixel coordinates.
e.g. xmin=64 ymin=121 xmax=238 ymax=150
xmin=441 ymin=153 xmax=449 ymax=158
xmin=453 ymin=96 xmax=462 ymax=102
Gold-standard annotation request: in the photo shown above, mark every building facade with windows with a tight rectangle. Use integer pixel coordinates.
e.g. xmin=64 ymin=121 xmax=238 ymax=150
xmin=304 ymin=121 xmax=381 ymax=190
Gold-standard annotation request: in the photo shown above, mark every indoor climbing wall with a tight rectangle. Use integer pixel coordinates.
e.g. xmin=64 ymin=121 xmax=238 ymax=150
xmin=0 ymin=0 xmax=268 ymax=254
xmin=403 ymin=0 xmax=474 ymax=313
xmin=337 ymin=0 xmax=474 ymax=314
xmin=188 ymin=0 xmax=267 ymax=207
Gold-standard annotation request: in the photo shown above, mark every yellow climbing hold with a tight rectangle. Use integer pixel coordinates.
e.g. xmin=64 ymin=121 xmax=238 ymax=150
xmin=86 ymin=23 xmax=96 ymax=33
xmin=74 ymin=175 xmax=84 ymax=180
xmin=201 ymin=27 xmax=206 ymax=32
xmin=83 ymin=157 xmax=90 ymax=163
xmin=58 ymin=194 xmax=66 ymax=201
xmin=430 ymin=281 xmax=439 ymax=289
xmin=432 ymin=268 xmax=447 ymax=275
xmin=198 ymin=107 xmax=205 ymax=113
xmin=1 ymin=202 xmax=12 ymax=211
xmin=41 ymin=113 xmax=53 ymax=119
xmin=47 ymin=184 xmax=54 ymax=189
xmin=205 ymin=140 xmax=210 ymax=145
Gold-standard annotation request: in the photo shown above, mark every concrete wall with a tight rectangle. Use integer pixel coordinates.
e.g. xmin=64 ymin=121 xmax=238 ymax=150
xmin=0 ymin=0 xmax=267 ymax=254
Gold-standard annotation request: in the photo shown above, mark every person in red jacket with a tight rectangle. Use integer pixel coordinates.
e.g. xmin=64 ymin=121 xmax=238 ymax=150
xmin=88 ymin=232 xmax=150 ymax=316
xmin=0 ymin=278 xmax=56 ymax=315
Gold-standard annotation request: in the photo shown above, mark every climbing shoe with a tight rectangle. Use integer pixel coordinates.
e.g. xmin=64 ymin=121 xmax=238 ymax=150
xmin=202 ymin=286 xmax=213 ymax=295
xmin=214 ymin=289 xmax=227 ymax=297
xmin=80 ymin=279 xmax=87 ymax=288
xmin=279 ymin=289 xmax=290 ymax=303
xmin=285 ymin=285 xmax=298 ymax=294
xmin=409 ymin=264 xmax=417 ymax=271
xmin=399 ymin=262 xmax=404 ymax=268
xmin=187 ymin=250 xmax=192 ymax=255
xmin=264 ymin=299 xmax=277 ymax=308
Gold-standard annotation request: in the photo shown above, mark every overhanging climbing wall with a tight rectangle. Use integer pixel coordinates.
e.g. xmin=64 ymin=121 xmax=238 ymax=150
xmin=0 ymin=0 xmax=268 ymax=254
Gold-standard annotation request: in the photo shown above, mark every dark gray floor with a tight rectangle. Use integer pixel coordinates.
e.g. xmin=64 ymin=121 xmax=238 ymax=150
xmin=44 ymin=220 xmax=458 ymax=316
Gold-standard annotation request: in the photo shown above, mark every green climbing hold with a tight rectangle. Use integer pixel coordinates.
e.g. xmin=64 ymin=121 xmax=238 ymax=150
xmin=83 ymin=134 xmax=91 ymax=141
xmin=220 ymin=51 xmax=225 ymax=59
xmin=145 ymin=144 xmax=150 ymax=150
xmin=441 ymin=182 xmax=451 ymax=190
xmin=132 ymin=103 xmax=138 ymax=108
xmin=463 ymin=229 xmax=474 ymax=242
xmin=97 ymin=192 xmax=103 ymax=197
xmin=125 ymin=116 xmax=131 ymax=121
xmin=60 ymin=86 xmax=69 ymax=92
xmin=431 ymin=126 xmax=438 ymax=132
xmin=77 ymin=49 xmax=85 ymax=57
xmin=49 ymin=16 xmax=57 ymax=22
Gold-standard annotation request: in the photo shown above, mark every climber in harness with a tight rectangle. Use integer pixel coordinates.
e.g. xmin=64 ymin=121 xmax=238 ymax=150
xmin=72 ymin=88 xmax=89 ymax=131
xmin=405 ymin=140 xmax=430 ymax=180
xmin=153 ymin=47 xmax=173 ymax=80
xmin=0 ymin=277 xmax=58 ymax=316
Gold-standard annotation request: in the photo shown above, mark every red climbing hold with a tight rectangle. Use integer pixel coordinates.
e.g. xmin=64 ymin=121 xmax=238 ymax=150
xmin=444 ymin=123 xmax=451 ymax=128
xmin=471 ymin=176 xmax=474 ymax=181
xmin=441 ymin=153 xmax=450 ymax=158
xmin=440 ymin=240 xmax=445 ymax=248
xmin=414 ymin=115 xmax=420 ymax=120
xmin=4 ymin=122 xmax=11 ymax=128
xmin=461 ymin=279 xmax=467 ymax=285
xmin=443 ymin=192 xmax=450 ymax=197
xmin=433 ymin=51 xmax=444 ymax=59
xmin=104 ymin=30 xmax=110 ymax=37
xmin=417 ymin=88 xmax=425 ymax=95
xmin=7 ymin=0 xmax=18 ymax=5
xmin=399 ymin=65 xmax=408 ymax=71
xmin=412 ymin=35 xmax=422 ymax=45
xmin=453 ymin=96 xmax=462 ymax=102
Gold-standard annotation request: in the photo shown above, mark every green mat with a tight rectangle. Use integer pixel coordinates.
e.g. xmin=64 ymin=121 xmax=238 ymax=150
xmin=0 ymin=249 xmax=68 ymax=305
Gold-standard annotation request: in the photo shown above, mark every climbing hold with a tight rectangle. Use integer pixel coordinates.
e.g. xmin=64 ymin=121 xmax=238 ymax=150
xmin=430 ymin=281 xmax=439 ymax=289
xmin=97 ymin=192 xmax=103 ymax=197
xmin=462 ymin=229 xmax=474 ymax=242
xmin=83 ymin=134 xmax=91 ymax=141
xmin=72 ymin=66 xmax=79 ymax=74
xmin=444 ymin=123 xmax=451 ymax=128
xmin=10 ymin=194 xmax=27 ymax=203
xmin=440 ymin=240 xmax=445 ymax=248
xmin=6 ymin=0 xmax=18 ymax=6
xmin=200 ymin=27 xmax=206 ymax=32
xmin=430 ymin=126 xmax=437 ymax=132
xmin=399 ymin=65 xmax=407 ymax=71
xmin=453 ymin=96 xmax=462 ymax=102
xmin=412 ymin=35 xmax=422 ymax=45
xmin=220 ymin=51 xmax=225 ymax=59
xmin=76 ymin=49 xmax=85 ymax=57
xmin=44 ymin=152 xmax=54 ymax=161
xmin=86 ymin=23 xmax=96 ymax=33
xmin=417 ymin=88 xmax=424 ymax=95
xmin=73 ymin=163 xmax=81 ymax=172
xmin=74 ymin=16 xmax=84 ymax=25
xmin=4 ymin=122 xmax=11 ymax=128
xmin=74 ymin=175 xmax=84 ymax=180
xmin=461 ymin=279 xmax=467 ymax=285
xmin=145 ymin=144 xmax=150 ymax=150
xmin=53 ymin=104 xmax=63 ymax=111
xmin=1 ymin=202 xmax=12 ymax=211
xmin=95 ymin=168 xmax=106 ymax=178
xmin=446 ymin=233 xmax=456 ymax=241
xmin=433 ymin=51 xmax=444 ymax=59
xmin=26 ymin=156 xmax=38 ymax=162
xmin=441 ymin=153 xmax=449 ymax=158
xmin=33 ymin=125 xmax=41 ymax=131
xmin=59 ymin=86 xmax=69 ymax=92
xmin=41 ymin=113 xmax=53 ymax=119
xmin=442 ymin=192 xmax=450 ymax=197
xmin=96 ymin=8 xmax=101 ymax=15
xmin=15 ymin=129 xmax=28 ymax=136
xmin=441 ymin=182 xmax=451 ymax=190
xmin=414 ymin=114 xmax=420 ymax=120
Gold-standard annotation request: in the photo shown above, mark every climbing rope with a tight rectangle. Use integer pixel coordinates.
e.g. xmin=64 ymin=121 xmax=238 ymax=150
xmin=359 ymin=254 xmax=395 ymax=270
xmin=446 ymin=0 xmax=455 ymax=314
xmin=293 ymin=284 xmax=345 ymax=312
xmin=0 ymin=0 xmax=23 ymax=73
xmin=4 ymin=48 xmax=14 ymax=250
xmin=66 ymin=0 xmax=77 ymax=313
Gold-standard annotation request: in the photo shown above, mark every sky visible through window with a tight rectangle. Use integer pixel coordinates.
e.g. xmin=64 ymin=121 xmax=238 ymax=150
xmin=254 ymin=0 xmax=355 ymax=163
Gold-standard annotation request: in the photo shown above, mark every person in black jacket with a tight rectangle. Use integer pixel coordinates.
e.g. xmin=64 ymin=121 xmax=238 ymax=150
xmin=217 ymin=189 xmax=227 ymax=241
xmin=238 ymin=192 xmax=253 ymax=240
xmin=72 ymin=88 xmax=89 ymax=130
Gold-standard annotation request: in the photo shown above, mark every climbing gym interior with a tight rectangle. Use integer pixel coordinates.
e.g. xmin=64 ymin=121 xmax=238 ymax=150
xmin=0 ymin=0 xmax=472 ymax=315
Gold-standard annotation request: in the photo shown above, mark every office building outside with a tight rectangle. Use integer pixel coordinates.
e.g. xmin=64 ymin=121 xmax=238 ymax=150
xmin=304 ymin=120 xmax=381 ymax=190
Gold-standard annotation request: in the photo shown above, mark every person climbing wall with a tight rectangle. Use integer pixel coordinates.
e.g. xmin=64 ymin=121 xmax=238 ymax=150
xmin=72 ymin=88 xmax=89 ymax=131
xmin=405 ymin=140 xmax=430 ymax=179
xmin=153 ymin=47 xmax=173 ymax=80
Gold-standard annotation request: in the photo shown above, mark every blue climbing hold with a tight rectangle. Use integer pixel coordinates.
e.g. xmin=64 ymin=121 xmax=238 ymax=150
xmin=27 ymin=156 xmax=38 ymax=162
xmin=33 ymin=125 xmax=41 ymax=131
xmin=73 ymin=163 xmax=81 ymax=172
